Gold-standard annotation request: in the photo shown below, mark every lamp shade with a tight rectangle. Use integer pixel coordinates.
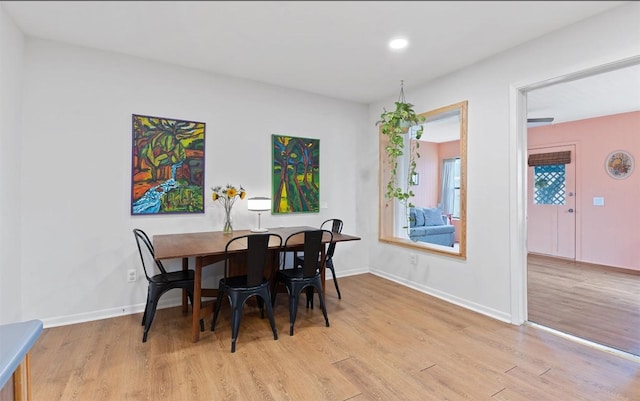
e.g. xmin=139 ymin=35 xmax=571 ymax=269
xmin=247 ymin=197 xmax=271 ymax=212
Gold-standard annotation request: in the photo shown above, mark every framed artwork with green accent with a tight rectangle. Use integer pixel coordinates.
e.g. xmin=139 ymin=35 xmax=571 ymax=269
xmin=131 ymin=114 xmax=205 ymax=215
xmin=271 ymin=134 xmax=319 ymax=214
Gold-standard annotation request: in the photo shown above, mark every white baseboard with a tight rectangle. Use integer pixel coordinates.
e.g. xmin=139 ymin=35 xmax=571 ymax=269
xmin=42 ymin=266 xmax=509 ymax=329
xmin=332 ymin=266 xmax=369 ymax=279
xmin=42 ymin=296 xmax=183 ymax=328
xmin=369 ymin=268 xmax=512 ymax=324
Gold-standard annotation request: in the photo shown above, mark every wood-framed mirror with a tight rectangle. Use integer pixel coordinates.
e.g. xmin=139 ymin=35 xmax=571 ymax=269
xmin=379 ymin=100 xmax=467 ymax=259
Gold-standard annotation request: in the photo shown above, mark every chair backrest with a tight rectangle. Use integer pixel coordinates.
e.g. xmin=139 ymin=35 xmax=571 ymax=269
xmin=285 ymin=229 xmax=333 ymax=278
xmin=225 ymin=233 xmax=283 ymax=286
xmin=320 ymin=219 xmax=343 ymax=259
xmin=133 ymin=228 xmax=167 ymax=281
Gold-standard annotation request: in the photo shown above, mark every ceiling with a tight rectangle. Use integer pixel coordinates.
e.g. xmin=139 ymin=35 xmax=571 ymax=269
xmin=2 ymin=1 xmax=638 ymax=121
xmin=527 ymin=63 xmax=640 ymax=124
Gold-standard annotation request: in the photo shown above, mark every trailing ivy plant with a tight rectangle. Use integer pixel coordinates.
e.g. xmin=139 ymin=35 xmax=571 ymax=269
xmin=376 ymin=100 xmax=425 ymax=210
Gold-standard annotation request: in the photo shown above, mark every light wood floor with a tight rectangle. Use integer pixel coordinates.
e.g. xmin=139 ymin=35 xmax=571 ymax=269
xmin=528 ymin=253 xmax=640 ymax=356
xmin=31 ymin=274 xmax=639 ymax=400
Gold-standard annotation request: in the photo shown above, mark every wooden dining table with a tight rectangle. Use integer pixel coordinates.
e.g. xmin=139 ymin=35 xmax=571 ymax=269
xmin=153 ymin=226 xmax=361 ymax=342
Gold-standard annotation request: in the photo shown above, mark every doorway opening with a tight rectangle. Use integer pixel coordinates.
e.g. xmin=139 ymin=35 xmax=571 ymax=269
xmin=515 ymin=56 xmax=640 ymax=358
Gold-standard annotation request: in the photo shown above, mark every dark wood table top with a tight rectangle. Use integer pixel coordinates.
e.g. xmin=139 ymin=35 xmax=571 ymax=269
xmin=153 ymin=226 xmax=360 ymax=260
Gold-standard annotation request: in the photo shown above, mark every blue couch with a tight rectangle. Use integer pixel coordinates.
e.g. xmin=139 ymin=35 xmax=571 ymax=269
xmin=409 ymin=207 xmax=455 ymax=247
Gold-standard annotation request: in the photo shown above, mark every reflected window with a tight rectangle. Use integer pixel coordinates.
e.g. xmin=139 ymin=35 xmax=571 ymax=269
xmin=440 ymin=158 xmax=461 ymax=219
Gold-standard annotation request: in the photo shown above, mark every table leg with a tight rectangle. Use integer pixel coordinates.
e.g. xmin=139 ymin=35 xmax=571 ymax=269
xmin=11 ymin=353 xmax=28 ymax=401
xmin=26 ymin=352 xmax=31 ymax=401
xmin=182 ymin=257 xmax=188 ymax=314
xmin=321 ymin=245 xmax=326 ymax=297
xmin=192 ymin=257 xmax=203 ymax=343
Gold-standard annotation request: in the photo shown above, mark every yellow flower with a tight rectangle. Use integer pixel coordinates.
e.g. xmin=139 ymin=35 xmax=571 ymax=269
xmin=211 ymin=184 xmax=246 ymax=209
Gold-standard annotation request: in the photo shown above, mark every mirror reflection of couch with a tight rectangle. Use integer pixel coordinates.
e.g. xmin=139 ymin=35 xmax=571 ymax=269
xmin=409 ymin=207 xmax=455 ymax=247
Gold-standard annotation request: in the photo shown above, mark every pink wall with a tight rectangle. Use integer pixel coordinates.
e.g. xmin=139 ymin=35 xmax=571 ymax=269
xmin=528 ymin=111 xmax=640 ymax=271
xmin=439 ymin=141 xmax=460 ymax=160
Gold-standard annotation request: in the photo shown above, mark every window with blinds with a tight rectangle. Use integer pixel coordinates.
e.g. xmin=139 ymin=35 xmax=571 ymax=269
xmin=528 ymin=151 xmax=571 ymax=166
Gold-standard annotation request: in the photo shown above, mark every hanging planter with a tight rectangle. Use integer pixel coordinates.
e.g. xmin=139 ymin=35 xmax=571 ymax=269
xmin=376 ymin=81 xmax=425 ymax=211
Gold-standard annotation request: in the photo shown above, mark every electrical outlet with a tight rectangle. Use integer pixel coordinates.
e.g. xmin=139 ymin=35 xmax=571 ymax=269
xmin=409 ymin=253 xmax=418 ymax=265
xmin=127 ymin=269 xmax=137 ymax=282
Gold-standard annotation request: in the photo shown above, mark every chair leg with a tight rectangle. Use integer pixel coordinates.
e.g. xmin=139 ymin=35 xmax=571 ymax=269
xmin=271 ymin=283 xmax=278 ymax=307
xmin=305 ymin=287 xmax=314 ymax=309
xmin=288 ymin=286 xmax=300 ymax=336
xmin=141 ymin=289 xmax=151 ymax=326
xmin=257 ymin=296 xmax=265 ymax=319
xmin=229 ymin=293 xmax=244 ymax=353
xmin=327 ymin=261 xmax=342 ymax=300
xmin=260 ymin=288 xmax=278 ymax=341
xmin=314 ymin=278 xmax=330 ymax=328
xmin=211 ymin=288 xmax=226 ymax=331
xmin=142 ymin=289 xmax=160 ymax=343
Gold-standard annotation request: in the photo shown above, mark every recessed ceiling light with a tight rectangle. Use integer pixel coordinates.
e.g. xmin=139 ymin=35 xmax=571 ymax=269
xmin=389 ymin=38 xmax=408 ymax=50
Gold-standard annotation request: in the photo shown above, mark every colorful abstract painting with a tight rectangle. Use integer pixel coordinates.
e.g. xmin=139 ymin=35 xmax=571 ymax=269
xmin=131 ymin=114 xmax=205 ymax=215
xmin=272 ymin=134 xmax=320 ymax=214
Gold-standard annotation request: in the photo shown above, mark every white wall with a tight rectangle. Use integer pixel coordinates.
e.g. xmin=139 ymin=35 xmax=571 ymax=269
xmin=0 ymin=5 xmax=25 ymax=324
xmin=18 ymin=39 xmax=368 ymax=326
xmin=6 ymin=2 xmax=640 ymax=328
xmin=363 ymin=3 xmax=640 ymax=322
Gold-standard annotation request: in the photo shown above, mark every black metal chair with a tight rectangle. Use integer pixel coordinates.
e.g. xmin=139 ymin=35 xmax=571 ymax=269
xmin=211 ymin=233 xmax=282 ymax=353
xmin=133 ymin=228 xmax=204 ymax=343
xmin=295 ymin=219 xmax=343 ymax=300
xmin=272 ymin=229 xmax=332 ymax=336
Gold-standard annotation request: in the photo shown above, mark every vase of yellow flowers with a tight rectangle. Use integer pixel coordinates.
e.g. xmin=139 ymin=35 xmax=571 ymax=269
xmin=211 ymin=184 xmax=246 ymax=233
